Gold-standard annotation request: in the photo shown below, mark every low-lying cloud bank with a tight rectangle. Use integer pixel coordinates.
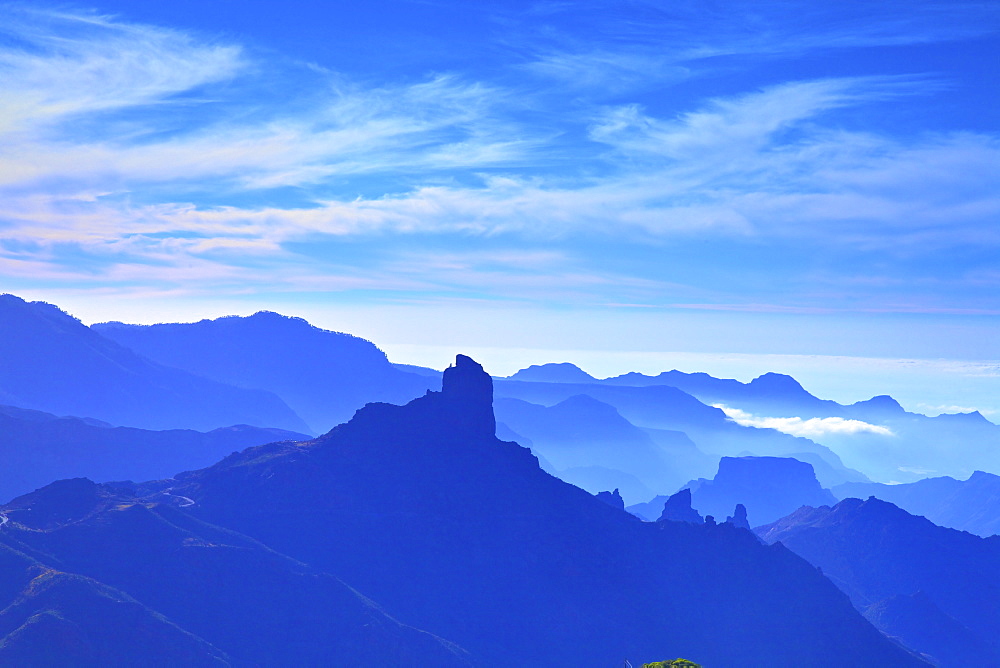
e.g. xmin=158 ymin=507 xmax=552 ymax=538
xmin=715 ymin=405 xmax=894 ymax=438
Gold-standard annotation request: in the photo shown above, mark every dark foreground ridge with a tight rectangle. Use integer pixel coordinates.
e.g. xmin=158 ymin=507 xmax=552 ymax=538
xmin=163 ymin=355 xmax=923 ymax=666
xmin=757 ymin=497 xmax=1000 ymax=666
xmin=0 ymin=479 xmax=471 ymax=665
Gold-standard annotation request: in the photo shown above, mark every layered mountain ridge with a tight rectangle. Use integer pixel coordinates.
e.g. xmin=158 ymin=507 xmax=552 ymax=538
xmin=0 ymin=295 xmax=307 ymax=433
xmin=161 ymin=355 xmax=921 ymax=666
xmin=94 ymin=312 xmax=435 ymax=432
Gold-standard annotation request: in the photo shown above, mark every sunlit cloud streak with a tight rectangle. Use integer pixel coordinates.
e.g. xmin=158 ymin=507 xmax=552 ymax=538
xmin=715 ymin=405 xmax=894 ymax=437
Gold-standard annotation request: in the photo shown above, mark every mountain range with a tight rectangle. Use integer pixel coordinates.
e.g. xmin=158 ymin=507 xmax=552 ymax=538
xmin=93 ymin=312 xmax=434 ymax=433
xmin=0 ymin=295 xmax=306 ymax=433
xmin=0 ymin=354 xmax=926 ymax=665
xmin=0 ymin=403 xmax=309 ymax=503
xmin=757 ymin=497 xmax=1000 ymax=666
xmin=594 ymin=364 xmax=1000 ymax=483
xmin=833 ymin=471 xmax=1000 ymax=537
xmin=2 ymin=295 xmax=998 ymax=664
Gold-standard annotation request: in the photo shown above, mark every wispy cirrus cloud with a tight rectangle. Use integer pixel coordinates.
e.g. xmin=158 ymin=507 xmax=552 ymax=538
xmin=1 ymin=3 xmax=999 ymax=319
xmin=0 ymin=7 xmax=244 ymax=134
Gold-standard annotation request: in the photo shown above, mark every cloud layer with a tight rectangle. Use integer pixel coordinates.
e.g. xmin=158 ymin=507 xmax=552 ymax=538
xmin=0 ymin=2 xmax=998 ymax=327
xmin=715 ymin=405 xmax=894 ymax=438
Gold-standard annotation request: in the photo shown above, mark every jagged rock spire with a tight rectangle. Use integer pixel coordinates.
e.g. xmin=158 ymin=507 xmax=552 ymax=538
xmin=658 ymin=488 xmax=703 ymax=524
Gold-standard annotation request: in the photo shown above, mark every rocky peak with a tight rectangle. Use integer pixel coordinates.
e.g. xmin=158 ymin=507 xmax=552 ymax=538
xmin=658 ymin=488 xmax=704 ymax=524
xmin=748 ymin=372 xmax=806 ymax=395
xmin=595 ymin=488 xmax=625 ymax=511
xmin=726 ymin=503 xmax=751 ymax=530
xmin=443 ymin=355 xmax=492 ymax=399
xmin=439 ymin=355 xmax=497 ymax=436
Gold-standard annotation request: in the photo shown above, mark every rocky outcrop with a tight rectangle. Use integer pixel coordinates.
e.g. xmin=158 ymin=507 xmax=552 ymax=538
xmin=658 ymin=488 xmax=703 ymax=524
xmin=595 ymin=488 xmax=625 ymax=511
xmin=725 ymin=503 xmax=751 ymax=530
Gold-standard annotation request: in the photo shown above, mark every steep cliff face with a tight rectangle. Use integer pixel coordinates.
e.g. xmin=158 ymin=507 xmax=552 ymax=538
xmin=171 ymin=356 xmax=923 ymax=667
xmin=688 ymin=456 xmax=837 ymax=526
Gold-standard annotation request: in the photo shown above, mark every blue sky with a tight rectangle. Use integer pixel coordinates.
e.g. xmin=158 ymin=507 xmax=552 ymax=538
xmin=1 ymin=1 xmax=999 ymax=400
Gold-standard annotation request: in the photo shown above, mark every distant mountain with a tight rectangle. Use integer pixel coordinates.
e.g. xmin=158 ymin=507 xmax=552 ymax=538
xmin=0 ymin=295 xmax=307 ymax=433
xmin=95 ymin=311 xmax=435 ymax=432
xmin=0 ymin=479 xmax=471 ymax=666
xmin=493 ymin=378 xmax=862 ymax=486
xmin=626 ymin=455 xmax=840 ymax=526
xmin=494 ymin=395 xmax=712 ymax=503
xmin=627 ymin=494 xmax=672 ymax=522
xmin=392 ymin=362 xmax=444 ymax=378
xmin=603 ymin=369 xmax=836 ymax=416
xmin=757 ymin=497 xmax=1000 ymax=666
xmin=161 ymin=355 xmax=923 ymax=665
xmin=602 ymin=365 xmax=1000 ymax=483
xmin=506 ymin=362 xmax=597 ymax=384
xmin=796 ymin=406 xmax=1000 ymax=484
xmin=685 ymin=456 xmax=837 ymax=527
xmin=833 ymin=471 xmax=1000 ymax=537
xmin=0 ymin=404 xmax=309 ymax=503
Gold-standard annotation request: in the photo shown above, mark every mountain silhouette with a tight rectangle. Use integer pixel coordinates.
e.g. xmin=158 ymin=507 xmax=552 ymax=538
xmin=603 ymin=369 xmax=837 ymax=416
xmin=757 ymin=497 xmax=1000 ymax=665
xmin=0 ymin=295 xmax=307 ymax=432
xmin=833 ymin=470 xmax=1000 ymax=537
xmin=159 ymin=355 xmax=923 ymax=665
xmin=685 ymin=456 xmax=837 ymax=527
xmin=506 ymin=362 xmax=598 ymax=384
xmin=494 ymin=378 xmax=861 ymax=485
xmin=494 ymin=394 xmax=711 ymax=503
xmin=94 ymin=311 xmax=435 ymax=433
xmin=602 ymin=363 xmax=1000 ymax=483
xmin=0 ymin=404 xmax=309 ymax=503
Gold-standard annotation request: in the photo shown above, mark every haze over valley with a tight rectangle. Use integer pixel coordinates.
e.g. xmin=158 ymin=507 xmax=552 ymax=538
xmin=1 ymin=0 xmax=998 ymax=664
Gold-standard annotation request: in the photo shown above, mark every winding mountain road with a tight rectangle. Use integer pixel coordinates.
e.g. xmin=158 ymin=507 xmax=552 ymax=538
xmin=162 ymin=488 xmax=195 ymax=508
